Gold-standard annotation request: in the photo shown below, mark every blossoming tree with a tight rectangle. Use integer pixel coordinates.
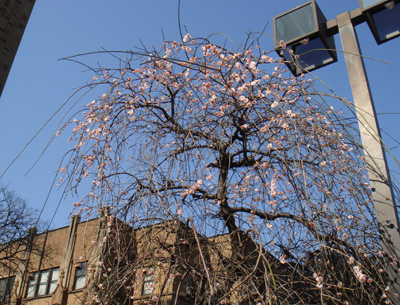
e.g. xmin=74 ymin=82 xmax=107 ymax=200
xmin=59 ymin=35 xmax=397 ymax=304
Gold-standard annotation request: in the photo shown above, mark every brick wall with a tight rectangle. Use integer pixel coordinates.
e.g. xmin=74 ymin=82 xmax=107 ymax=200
xmin=0 ymin=0 xmax=35 ymax=97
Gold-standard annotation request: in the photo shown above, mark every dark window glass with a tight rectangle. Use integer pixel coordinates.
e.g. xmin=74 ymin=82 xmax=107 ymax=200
xmin=73 ymin=262 xmax=87 ymax=290
xmin=26 ymin=272 xmax=39 ymax=298
xmin=25 ymin=267 xmax=59 ymax=298
xmin=142 ymin=268 xmax=155 ymax=295
xmin=185 ymin=276 xmax=193 ymax=295
xmin=0 ymin=277 xmax=15 ymax=303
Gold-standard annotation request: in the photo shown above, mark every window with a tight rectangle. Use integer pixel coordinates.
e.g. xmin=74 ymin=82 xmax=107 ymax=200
xmin=142 ymin=268 xmax=155 ymax=295
xmin=185 ymin=275 xmax=193 ymax=296
xmin=26 ymin=267 xmax=59 ymax=298
xmin=73 ymin=262 xmax=87 ymax=290
xmin=0 ymin=276 xmax=15 ymax=303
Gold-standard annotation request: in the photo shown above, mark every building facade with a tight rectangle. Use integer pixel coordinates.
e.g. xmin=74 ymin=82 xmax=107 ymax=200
xmin=0 ymin=214 xmax=278 ymax=305
xmin=0 ymin=216 xmax=100 ymax=305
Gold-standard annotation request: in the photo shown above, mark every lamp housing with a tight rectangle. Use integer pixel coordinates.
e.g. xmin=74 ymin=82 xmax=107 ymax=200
xmin=273 ymin=0 xmax=337 ymax=76
xmin=358 ymin=0 xmax=400 ymax=44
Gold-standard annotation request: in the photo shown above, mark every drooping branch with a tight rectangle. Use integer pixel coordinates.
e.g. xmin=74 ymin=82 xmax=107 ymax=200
xmin=58 ymin=37 xmax=394 ymax=304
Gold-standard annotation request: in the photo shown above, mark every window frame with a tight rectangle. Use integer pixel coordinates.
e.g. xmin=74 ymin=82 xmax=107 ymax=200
xmin=0 ymin=276 xmax=15 ymax=303
xmin=142 ymin=268 xmax=155 ymax=295
xmin=73 ymin=261 xmax=88 ymax=290
xmin=25 ymin=267 xmax=59 ymax=298
xmin=185 ymin=275 xmax=194 ymax=296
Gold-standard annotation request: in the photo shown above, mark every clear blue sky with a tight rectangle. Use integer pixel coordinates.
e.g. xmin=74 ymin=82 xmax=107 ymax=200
xmin=1 ymin=0 xmax=399 ymax=229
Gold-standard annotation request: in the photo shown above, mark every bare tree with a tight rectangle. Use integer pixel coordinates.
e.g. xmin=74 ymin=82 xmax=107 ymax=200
xmin=0 ymin=185 xmax=39 ymax=275
xmin=59 ymin=35 xmax=397 ymax=304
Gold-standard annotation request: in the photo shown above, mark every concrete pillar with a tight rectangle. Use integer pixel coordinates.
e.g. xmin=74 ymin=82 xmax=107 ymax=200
xmin=51 ymin=215 xmax=81 ymax=305
xmin=10 ymin=227 xmax=37 ymax=305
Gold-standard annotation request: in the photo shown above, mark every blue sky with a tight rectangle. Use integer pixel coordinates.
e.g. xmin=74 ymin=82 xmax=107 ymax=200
xmin=1 ymin=0 xmax=399 ymax=229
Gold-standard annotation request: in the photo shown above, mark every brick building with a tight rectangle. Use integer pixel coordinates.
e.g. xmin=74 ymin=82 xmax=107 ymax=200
xmin=0 ymin=214 xmax=292 ymax=305
xmin=0 ymin=0 xmax=35 ymax=98
xmin=0 ymin=216 xmax=100 ymax=304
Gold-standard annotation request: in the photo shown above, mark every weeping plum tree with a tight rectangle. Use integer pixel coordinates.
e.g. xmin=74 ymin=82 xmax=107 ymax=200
xmin=58 ymin=35 xmax=398 ymax=304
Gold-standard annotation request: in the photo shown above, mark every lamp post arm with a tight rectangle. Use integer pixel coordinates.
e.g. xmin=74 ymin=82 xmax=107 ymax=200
xmin=325 ymin=8 xmax=365 ymax=37
xmin=337 ymin=10 xmax=400 ymax=301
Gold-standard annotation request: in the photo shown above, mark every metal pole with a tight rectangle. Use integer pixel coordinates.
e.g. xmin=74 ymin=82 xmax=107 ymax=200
xmin=337 ymin=11 xmax=400 ymax=301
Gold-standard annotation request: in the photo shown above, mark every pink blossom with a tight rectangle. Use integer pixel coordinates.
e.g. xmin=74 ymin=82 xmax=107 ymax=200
xmin=270 ymin=178 xmax=277 ymax=197
xmin=313 ymin=273 xmax=323 ymax=288
xmin=183 ymin=33 xmax=191 ymax=42
xmin=249 ymin=61 xmax=257 ymax=71
xmin=301 ymin=38 xmax=309 ymax=45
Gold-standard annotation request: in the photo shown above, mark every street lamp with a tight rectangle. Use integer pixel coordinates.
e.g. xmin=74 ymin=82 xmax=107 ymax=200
xmin=358 ymin=0 xmax=400 ymax=44
xmin=273 ymin=0 xmax=337 ymax=76
xmin=274 ymin=0 xmax=400 ymax=301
